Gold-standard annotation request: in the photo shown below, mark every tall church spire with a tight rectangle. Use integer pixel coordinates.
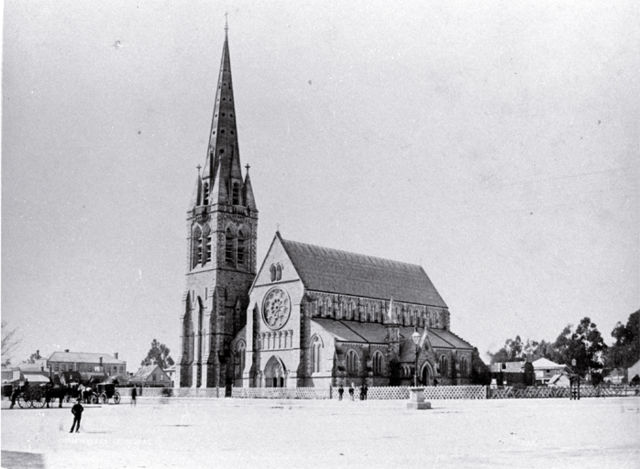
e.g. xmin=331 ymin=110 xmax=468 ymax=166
xmin=202 ymin=23 xmax=243 ymax=202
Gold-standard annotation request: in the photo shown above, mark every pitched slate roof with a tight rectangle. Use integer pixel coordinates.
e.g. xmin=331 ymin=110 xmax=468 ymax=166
xmin=397 ymin=327 xmax=474 ymax=362
xmin=131 ymin=364 xmax=162 ymax=381
xmin=313 ymin=320 xmax=473 ymax=356
xmin=48 ymin=351 xmax=125 ymax=365
xmin=280 ymin=236 xmax=447 ymax=307
xmin=313 ymin=319 xmax=388 ymax=343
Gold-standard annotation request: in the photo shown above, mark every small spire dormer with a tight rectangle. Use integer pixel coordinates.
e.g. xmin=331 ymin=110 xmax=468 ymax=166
xmin=243 ymin=164 xmax=257 ymax=211
xmin=189 ymin=166 xmax=203 ymax=209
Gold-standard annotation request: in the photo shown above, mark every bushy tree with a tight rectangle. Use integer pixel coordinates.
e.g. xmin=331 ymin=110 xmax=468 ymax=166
xmin=489 ymin=335 xmax=525 ymax=363
xmin=25 ymin=350 xmax=42 ymax=364
xmin=607 ymin=310 xmax=639 ymax=369
xmin=553 ymin=317 xmax=607 ymax=378
xmin=141 ymin=339 xmax=175 ymax=369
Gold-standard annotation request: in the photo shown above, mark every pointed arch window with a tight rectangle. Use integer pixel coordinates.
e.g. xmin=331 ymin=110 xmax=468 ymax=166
xmin=192 ymin=226 xmax=203 ymax=268
xmin=372 ymin=351 xmax=384 ymax=375
xmin=237 ymin=230 xmax=246 ymax=266
xmin=346 ymin=349 xmax=359 ymax=375
xmin=235 ymin=341 xmax=246 ymax=379
xmin=225 ymin=228 xmax=235 ymax=265
xmin=310 ymin=336 xmax=322 ymax=374
xmin=275 ymin=264 xmax=282 ymax=281
xmin=232 ymin=182 xmax=241 ymax=205
xmin=270 ymin=264 xmax=277 ymax=282
xmin=203 ymin=227 xmax=212 ymax=264
xmin=460 ymin=357 xmax=468 ymax=377
xmin=203 ymin=182 xmax=209 ymax=206
xmin=439 ymin=355 xmax=449 ymax=378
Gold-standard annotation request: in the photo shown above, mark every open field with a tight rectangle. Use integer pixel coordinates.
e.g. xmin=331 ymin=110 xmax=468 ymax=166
xmin=2 ymin=396 xmax=639 ymax=468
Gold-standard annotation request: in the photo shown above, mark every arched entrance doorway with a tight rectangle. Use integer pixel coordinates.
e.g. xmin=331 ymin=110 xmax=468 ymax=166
xmin=264 ymin=356 xmax=286 ymax=388
xmin=420 ymin=362 xmax=434 ymax=386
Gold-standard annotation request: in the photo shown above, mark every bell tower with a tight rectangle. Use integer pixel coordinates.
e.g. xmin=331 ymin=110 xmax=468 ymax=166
xmin=178 ymin=23 xmax=258 ymax=389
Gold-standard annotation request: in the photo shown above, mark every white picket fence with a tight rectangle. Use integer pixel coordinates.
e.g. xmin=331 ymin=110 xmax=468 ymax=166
xmin=333 ymin=385 xmax=486 ymax=400
xmin=121 ymin=385 xmax=639 ymax=401
xmin=231 ymin=387 xmax=331 ymax=399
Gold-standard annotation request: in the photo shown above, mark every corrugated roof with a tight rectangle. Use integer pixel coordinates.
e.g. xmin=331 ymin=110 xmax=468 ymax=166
xmin=280 ymin=237 xmax=447 ymax=307
xmin=48 ymin=351 xmax=125 ymax=365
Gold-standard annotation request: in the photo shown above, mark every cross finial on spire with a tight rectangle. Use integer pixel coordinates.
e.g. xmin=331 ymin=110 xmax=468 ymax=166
xmin=196 ymin=164 xmax=202 ymax=173
xmin=224 ymin=12 xmax=229 ymax=35
xmin=245 ymin=163 xmax=250 ymax=172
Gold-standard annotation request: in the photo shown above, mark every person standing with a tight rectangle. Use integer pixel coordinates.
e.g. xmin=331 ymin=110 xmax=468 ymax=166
xmin=69 ymin=399 xmax=84 ymax=433
xmin=130 ymin=387 xmax=137 ymax=406
xmin=9 ymin=385 xmax=19 ymax=409
xmin=348 ymin=382 xmax=354 ymax=401
xmin=338 ymin=384 xmax=344 ymax=401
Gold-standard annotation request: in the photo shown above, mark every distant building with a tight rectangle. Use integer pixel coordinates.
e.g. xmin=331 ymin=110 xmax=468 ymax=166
xmin=547 ymin=373 xmax=570 ymax=387
xmin=490 ymin=361 xmax=529 ymax=386
xmin=164 ymin=364 xmax=176 ymax=386
xmin=17 ymin=358 xmax=50 ymax=384
xmin=628 ymin=359 xmax=640 ymax=384
xmin=1 ymin=365 xmax=21 ymax=384
xmin=130 ymin=364 xmax=172 ymax=387
xmin=531 ymin=358 xmax=566 ymax=385
xmin=48 ymin=350 xmax=126 ymax=376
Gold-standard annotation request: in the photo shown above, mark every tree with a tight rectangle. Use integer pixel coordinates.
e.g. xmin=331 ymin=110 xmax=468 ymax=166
xmin=489 ymin=335 xmax=525 ymax=363
xmin=553 ymin=317 xmax=607 ymax=378
xmin=1 ymin=321 xmax=20 ymax=365
xmin=24 ymin=350 xmax=42 ymax=364
xmin=141 ymin=339 xmax=175 ymax=369
xmin=607 ymin=310 xmax=639 ymax=369
xmin=470 ymin=348 xmax=491 ymax=385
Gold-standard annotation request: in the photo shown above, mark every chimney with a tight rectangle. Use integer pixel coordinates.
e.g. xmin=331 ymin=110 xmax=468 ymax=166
xmin=99 ymin=357 xmax=103 ymax=367
xmin=114 ymin=352 xmax=119 ymax=360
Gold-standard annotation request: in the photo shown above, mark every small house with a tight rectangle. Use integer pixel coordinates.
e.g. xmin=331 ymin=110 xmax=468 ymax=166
xmin=130 ymin=365 xmax=172 ymax=387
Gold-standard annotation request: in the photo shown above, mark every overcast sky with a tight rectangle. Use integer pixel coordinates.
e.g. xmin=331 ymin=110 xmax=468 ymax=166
xmin=2 ymin=1 xmax=639 ymax=369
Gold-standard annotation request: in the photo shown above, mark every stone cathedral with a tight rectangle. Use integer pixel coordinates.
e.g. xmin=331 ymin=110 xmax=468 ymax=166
xmin=177 ymin=28 xmax=474 ymax=391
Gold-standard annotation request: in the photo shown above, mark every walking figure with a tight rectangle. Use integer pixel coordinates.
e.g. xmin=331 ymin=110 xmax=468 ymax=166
xmin=131 ymin=387 xmax=137 ymax=406
xmin=348 ymin=382 xmax=354 ymax=401
xmin=70 ymin=399 xmax=84 ymax=433
xmin=363 ymin=383 xmax=368 ymax=400
xmin=9 ymin=385 xmax=19 ymax=409
xmin=338 ymin=385 xmax=344 ymax=401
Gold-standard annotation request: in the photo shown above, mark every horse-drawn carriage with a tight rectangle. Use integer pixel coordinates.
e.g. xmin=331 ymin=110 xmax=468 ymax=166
xmin=12 ymin=383 xmax=48 ymax=408
xmin=97 ymin=382 xmax=121 ymax=404
xmin=78 ymin=377 xmax=121 ymax=404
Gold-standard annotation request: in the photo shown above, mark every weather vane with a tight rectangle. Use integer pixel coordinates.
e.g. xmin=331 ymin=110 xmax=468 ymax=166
xmin=225 ymin=12 xmax=229 ymax=33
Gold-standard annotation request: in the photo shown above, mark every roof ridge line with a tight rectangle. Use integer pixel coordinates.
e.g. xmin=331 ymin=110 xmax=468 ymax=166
xmin=281 ymin=237 xmax=423 ymax=269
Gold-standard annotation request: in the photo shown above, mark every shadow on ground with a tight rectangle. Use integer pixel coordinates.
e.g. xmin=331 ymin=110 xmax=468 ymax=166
xmin=2 ymin=450 xmax=46 ymax=469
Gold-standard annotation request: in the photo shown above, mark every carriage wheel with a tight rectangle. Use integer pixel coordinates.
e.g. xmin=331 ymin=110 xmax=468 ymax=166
xmin=17 ymin=396 xmax=28 ymax=409
xmin=90 ymin=394 xmax=99 ymax=404
xmin=100 ymin=393 xmax=108 ymax=404
xmin=33 ymin=395 xmax=46 ymax=408
xmin=113 ymin=392 xmax=121 ymax=404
